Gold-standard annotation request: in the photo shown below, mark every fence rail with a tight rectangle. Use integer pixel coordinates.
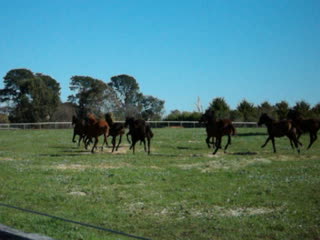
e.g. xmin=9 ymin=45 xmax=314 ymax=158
xmin=0 ymin=121 xmax=258 ymax=130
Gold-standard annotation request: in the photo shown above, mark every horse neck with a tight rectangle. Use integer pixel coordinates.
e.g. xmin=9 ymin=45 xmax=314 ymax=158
xmin=263 ymin=117 xmax=275 ymax=128
xmin=207 ymin=115 xmax=217 ymax=125
xmin=105 ymin=117 xmax=114 ymax=127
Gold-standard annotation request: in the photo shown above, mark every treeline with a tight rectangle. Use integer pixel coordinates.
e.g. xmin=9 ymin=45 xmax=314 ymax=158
xmin=0 ymin=68 xmax=165 ymax=123
xmin=1 ymin=69 xmax=319 ymax=124
xmin=165 ymin=97 xmax=320 ymax=122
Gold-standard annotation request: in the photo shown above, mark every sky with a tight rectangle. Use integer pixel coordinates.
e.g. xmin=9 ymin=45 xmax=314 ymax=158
xmin=0 ymin=0 xmax=319 ymax=115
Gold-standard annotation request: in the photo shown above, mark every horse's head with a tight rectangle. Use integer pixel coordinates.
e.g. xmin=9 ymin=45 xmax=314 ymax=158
xmin=199 ymin=109 xmax=216 ymax=123
xmin=125 ymin=116 xmax=135 ymax=127
xmin=87 ymin=113 xmax=97 ymax=125
xmin=258 ymin=113 xmax=271 ymax=126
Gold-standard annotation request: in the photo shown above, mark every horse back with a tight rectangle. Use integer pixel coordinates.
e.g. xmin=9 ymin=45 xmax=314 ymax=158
xmin=269 ymin=120 xmax=293 ymax=137
xmin=301 ymin=119 xmax=320 ymax=132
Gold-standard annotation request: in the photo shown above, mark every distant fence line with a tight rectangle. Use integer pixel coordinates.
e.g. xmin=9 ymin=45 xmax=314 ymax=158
xmin=0 ymin=121 xmax=258 ymax=130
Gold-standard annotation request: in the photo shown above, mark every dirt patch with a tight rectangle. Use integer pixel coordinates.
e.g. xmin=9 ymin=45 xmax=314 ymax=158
xmin=218 ymin=206 xmax=276 ymax=217
xmin=54 ymin=162 xmax=131 ymax=171
xmin=0 ymin=157 xmax=14 ymax=161
xmin=154 ymin=201 xmax=280 ymax=219
xmin=68 ymin=191 xmax=87 ymax=196
xmin=176 ymin=157 xmax=272 ymax=172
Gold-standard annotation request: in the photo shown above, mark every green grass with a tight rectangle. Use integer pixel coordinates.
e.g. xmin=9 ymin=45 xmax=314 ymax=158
xmin=0 ymin=127 xmax=320 ymax=240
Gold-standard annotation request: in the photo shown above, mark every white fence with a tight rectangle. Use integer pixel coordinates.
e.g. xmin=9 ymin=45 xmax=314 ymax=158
xmin=0 ymin=121 xmax=258 ymax=130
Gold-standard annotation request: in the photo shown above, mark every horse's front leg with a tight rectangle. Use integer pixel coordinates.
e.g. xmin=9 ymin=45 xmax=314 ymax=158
xmin=91 ymin=137 xmax=98 ymax=153
xmin=78 ymin=134 xmax=84 ymax=147
xmin=131 ymin=139 xmax=137 ymax=154
xmin=261 ymin=136 xmax=271 ymax=148
xmin=206 ymin=136 xmax=211 ymax=148
xmin=101 ymin=133 xmax=108 ymax=151
xmin=213 ymin=137 xmax=221 ymax=155
xmin=112 ymin=136 xmax=116 ymax=152
xmin=116 ymin=135 xmax=122 ymax=151
xmin=72 ymin=131 xmax=77 ymax=143
xmin=142 ymin=139 xmax=147 ymax=152
xmin=126 ymin=132 xmax=131 ymax=144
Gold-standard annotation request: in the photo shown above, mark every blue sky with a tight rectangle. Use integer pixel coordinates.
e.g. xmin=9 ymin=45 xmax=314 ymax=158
xmin=0 ymin=0 xmax=319 ymax=114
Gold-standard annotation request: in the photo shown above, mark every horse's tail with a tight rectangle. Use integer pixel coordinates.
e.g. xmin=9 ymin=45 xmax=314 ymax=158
xmin=230 ymin=123 xmax=236 ymax=135
xmin=146 ymin=125 xmax=154 ymax=139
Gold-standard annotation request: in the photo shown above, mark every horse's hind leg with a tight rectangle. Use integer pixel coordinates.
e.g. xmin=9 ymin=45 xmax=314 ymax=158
xmin=307 ymin=133 xmax=317 ymax=149
xmin=271 ymin=137 xmax=276 ymax=153
xmin=147 ymin=137 xmax=151 ymax=155
xmin=115 ymin=135 xmax=122 ymax=151
xmin=224 ymin=135 xmax=231 ymax=153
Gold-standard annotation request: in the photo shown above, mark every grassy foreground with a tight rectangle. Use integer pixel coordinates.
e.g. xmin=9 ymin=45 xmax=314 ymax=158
xmin=0 ymin=127 xmax=319 ymax=240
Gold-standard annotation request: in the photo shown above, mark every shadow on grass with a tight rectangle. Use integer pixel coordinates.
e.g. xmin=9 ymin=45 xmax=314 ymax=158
xmin=151 ymin=153 xmax=180 ymax=157
xmin=235 ymin=132 xmax=267 ymax=137
xmin=228 ymin=151 xmax=258 ymax=156
xmin=177 ymin=146 xmax=202 ymax=150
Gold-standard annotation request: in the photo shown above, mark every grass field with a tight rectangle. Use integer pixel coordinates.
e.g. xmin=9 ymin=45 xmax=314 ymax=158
xmin=0 ymin=127 xmax=319 ymax=240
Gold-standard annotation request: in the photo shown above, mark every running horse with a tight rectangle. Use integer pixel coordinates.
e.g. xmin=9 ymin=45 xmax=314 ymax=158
xmin=71 ymin=115 xmax=86 ymax=146
xmin=84 ymin=113 xmax=110 ymax=153
xmin=258 ymin=113 xmax=301 ymax=153
xmin=124 ymin=117 xmax=154 ymax=154
xmin=287 ymin=109 xmax=320 ymax=149
xmin=105 ymin=113 xmax=126 ymax=152
xmin=199 ymin=110 xmax=236 ymax=154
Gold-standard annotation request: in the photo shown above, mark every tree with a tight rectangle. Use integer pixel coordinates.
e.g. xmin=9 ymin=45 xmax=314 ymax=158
xmin=0 ymin=69 xmax=61 ymax=122
xmin=68 ymin=76 xmax=119 ymax=118
xmin=237 ymin=99 xmax=257 ymax=121
xmin=311 ymin=103 xmax=320 ymax=118
xmin=208 ymin=97 xmax=230 ymax=118
xmin=51 ymin=102 xmax=77 ymax=121
xmin=293 ymin=100 xmax=311 ymax=117
xmin=140 ymin=95 xmax=165 ymax=120
xmin=108 ymin=74 xmax=165 ymax=119
xmin=109 ymin=74 xmax=142 ymax=116
xmin=258 ymin=101 xmax=275 ymax=118
xmin=274 ymin=101 xmax=289 ymax=120
xmin=164 ymin=110 xmax=201 ymax=121
xmin=164 ymin=110 xmax=181 ymax=121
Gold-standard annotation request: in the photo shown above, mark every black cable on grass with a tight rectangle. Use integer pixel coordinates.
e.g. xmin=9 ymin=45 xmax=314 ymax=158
xmin=0 ymin=203 xmax=152 ymax=240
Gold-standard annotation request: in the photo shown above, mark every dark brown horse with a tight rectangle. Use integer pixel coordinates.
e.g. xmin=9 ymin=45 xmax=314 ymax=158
xmin=124 ymin=117 xmax=153 ymax=154
xmin=287 ymin=110 xmax=320 ymax=149
xmin=105 ymin=113 xmax=125 ymax=152
xmin=199 ymin=110 xmax=236 ymax=154
xmin=84 ymin=113 xmax=110 ymax=153
xmin=71 ymin=115 xmax=86 ymax=146
xmin=258 ymin=113 xmax=301 ymax=153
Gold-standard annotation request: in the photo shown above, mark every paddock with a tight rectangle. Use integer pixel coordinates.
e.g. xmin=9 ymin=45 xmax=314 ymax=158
xmin=0 ymin=127 xmax=319 ymax=240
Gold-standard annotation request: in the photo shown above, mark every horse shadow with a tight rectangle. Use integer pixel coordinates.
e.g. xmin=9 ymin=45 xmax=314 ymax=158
xmin=228 ymin=151 xmax=258 ymax=156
